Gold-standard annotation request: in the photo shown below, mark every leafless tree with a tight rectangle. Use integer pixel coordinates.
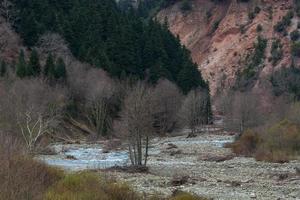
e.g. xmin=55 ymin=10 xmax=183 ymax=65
xmin=0 ymin=0 xmax=13 ymax=24
xmin=84 ymin=69 xmax=116 ymax=137
xmin=37 ymin=33 xmax=72 ymax=61
xmin=180 ymin=88 xmax=209 ymax=137
xmin=151 ymin=79 xmax=183 ymax=135
xmin=0 ymin=79 xmax=67 ymax=151
xmin=115 ymin=82 xmax=155 ymax=166
xmin=221 ymin=91 xmax=264 ymax=134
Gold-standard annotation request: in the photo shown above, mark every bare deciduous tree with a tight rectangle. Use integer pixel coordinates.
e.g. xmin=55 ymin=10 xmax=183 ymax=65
xmin=84 ymin=69 xmax=116 ymax=137
xmin=151 ymin=79 xmax=183 ymax=135
xmin=0 ymin=0 xmax=13 ymax=23
xmin=221 ymin=92 xmax=264 ymax=134
xmin=115 ymin=82 xmax=154 ymax=166
xmin=180 ymin=88 xmax=209 ymax=137
xmin=0 ymin=79 xmax=67 ymax=151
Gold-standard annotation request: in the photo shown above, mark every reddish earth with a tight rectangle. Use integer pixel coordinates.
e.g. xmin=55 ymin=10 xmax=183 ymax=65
xmin=157 ymin=0 xmax=298 ymax=96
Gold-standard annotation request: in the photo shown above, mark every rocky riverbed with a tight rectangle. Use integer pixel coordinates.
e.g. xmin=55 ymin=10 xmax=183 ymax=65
xmin=104 ymin=134 xmax=300 ymax=200
xmin=38 ymin=132 xmax=300 ymax=199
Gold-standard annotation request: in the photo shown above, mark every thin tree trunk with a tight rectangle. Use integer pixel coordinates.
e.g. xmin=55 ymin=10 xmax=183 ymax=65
xmin=144 ymin=136 xmax=149 ymax=166
xmin=128 ymin=144 xmax=134 ymax=165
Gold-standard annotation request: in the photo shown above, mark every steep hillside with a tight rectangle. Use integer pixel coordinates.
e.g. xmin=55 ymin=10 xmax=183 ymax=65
xmin=157 ymin=0 xmax=299 ymax=97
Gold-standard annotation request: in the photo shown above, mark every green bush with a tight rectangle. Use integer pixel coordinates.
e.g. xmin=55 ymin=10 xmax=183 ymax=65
xmin=256 ymin=24 xmax=263 ymax=32
xmin=270 ymin=39 xmax=283 ymax=66
xmin=248 ymin=6 xmax=261 ymax=20
xmin=291 ymin=41 xmax=300 ymax=57
xmin=274 ymin=10 xmax=294 ymax=32
xmin=290 ymin=30 xmax=300 ymax=41
xmin=211 ymin=19 xmax=221 ymax=33
xmin=254 ymin=6 xmax=261 ymax=14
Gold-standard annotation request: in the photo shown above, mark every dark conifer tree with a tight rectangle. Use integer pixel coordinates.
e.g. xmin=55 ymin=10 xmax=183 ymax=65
xmin=44 ymin=53 xmax=56 ymax=80
xmin=0 ymin=61 xmax=7 ymax=77
xmin=16 ymin=50 xmax=27 ymax=78
xmin=27 ymin=49 xmax=41 ymax=77
xmin=55 ymin=57 xmax=67 ymax=80
xmin=12 ymin=0 xmax=210 ymax=94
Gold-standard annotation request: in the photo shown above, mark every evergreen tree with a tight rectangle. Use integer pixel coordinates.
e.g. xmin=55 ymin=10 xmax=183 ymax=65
xmin=0 ymin=61 xmax=7 ymax=77
xmin=12 ymin=0 xmax=209 ymax=94
xmin=148 ymin=61 xmax=172 ymax=84
xmin=177 ymin=61 xmax=206 ymax=94
xmin=16 ymin=50 xmax=27 ymax=78
xmin=44 ymin=53 xmax=56 ymax=80
xmin=27 ymin=49 xmax=41 ymax=77
xmin=55 ymin=57 xmax=66 ymax=80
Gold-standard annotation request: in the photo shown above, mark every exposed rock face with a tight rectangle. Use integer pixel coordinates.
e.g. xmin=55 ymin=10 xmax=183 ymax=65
xmin=157 ymin=0 xmax=298 ymax=96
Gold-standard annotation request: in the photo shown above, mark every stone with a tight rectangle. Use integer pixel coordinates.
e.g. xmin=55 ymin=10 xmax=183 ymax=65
xmin=250 ymin=193 xmax=257 ymax=198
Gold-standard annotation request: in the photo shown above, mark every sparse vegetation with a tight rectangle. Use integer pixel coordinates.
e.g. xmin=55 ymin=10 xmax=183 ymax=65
xmin=290 ymin=30 xmax=300 ymax=41
xmin=235 ymin=36 xmax=267 ymax=89
xmin=211 ymin=19 xmax=221 ymax=34
xmin=248 ymin=6 xmax=261 ymax=20
xmin=274 ymin=10 xmax=294 ymax=33
xmin=239 ymin=24 xmax=246 ymax=34
xmin=271 ymin=66 xmax=300 ymax=100
xmin=291 ymin=41 xmax=300 ymax=57
xmin=270 ymin=39 xmax=283 ymax=66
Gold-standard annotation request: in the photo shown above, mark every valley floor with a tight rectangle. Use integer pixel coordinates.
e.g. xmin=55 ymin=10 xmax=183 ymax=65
xmin=104 ymin=133 xmax=300 ymax=200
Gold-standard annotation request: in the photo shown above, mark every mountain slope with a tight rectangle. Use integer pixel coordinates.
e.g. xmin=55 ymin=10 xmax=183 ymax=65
xmin=157 ymin=0 xmax=299 ymax=96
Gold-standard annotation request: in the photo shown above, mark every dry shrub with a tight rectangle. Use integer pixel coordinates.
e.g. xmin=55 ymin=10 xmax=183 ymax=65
xmin=228 ymin=129 xmax=260 ymax=156
xmin=0 ymin=133 xmax=63 ymax=200
xmin=102 ymin=182 xmax=140 ymax=200
xmin=255 ymin=148 xmax=290 ymax=163
xmin=46 ymin=172 xmax=107 ymax=200
xmin=229 ymin=120 xmax=300 ymax=163
xmin=46 ymin=172 xmax=141 ymax=200
xmin=45 ymin=172 xmax=208 ymax=200
xmin=255 ymin=120 xmax=300 ymax=162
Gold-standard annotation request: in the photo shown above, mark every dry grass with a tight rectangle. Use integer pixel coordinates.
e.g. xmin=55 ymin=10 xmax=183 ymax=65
xmin=46 ymin=172 xmax=210 ymax=200
xmin=46 ymin=172 xmax=141 ymax=200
